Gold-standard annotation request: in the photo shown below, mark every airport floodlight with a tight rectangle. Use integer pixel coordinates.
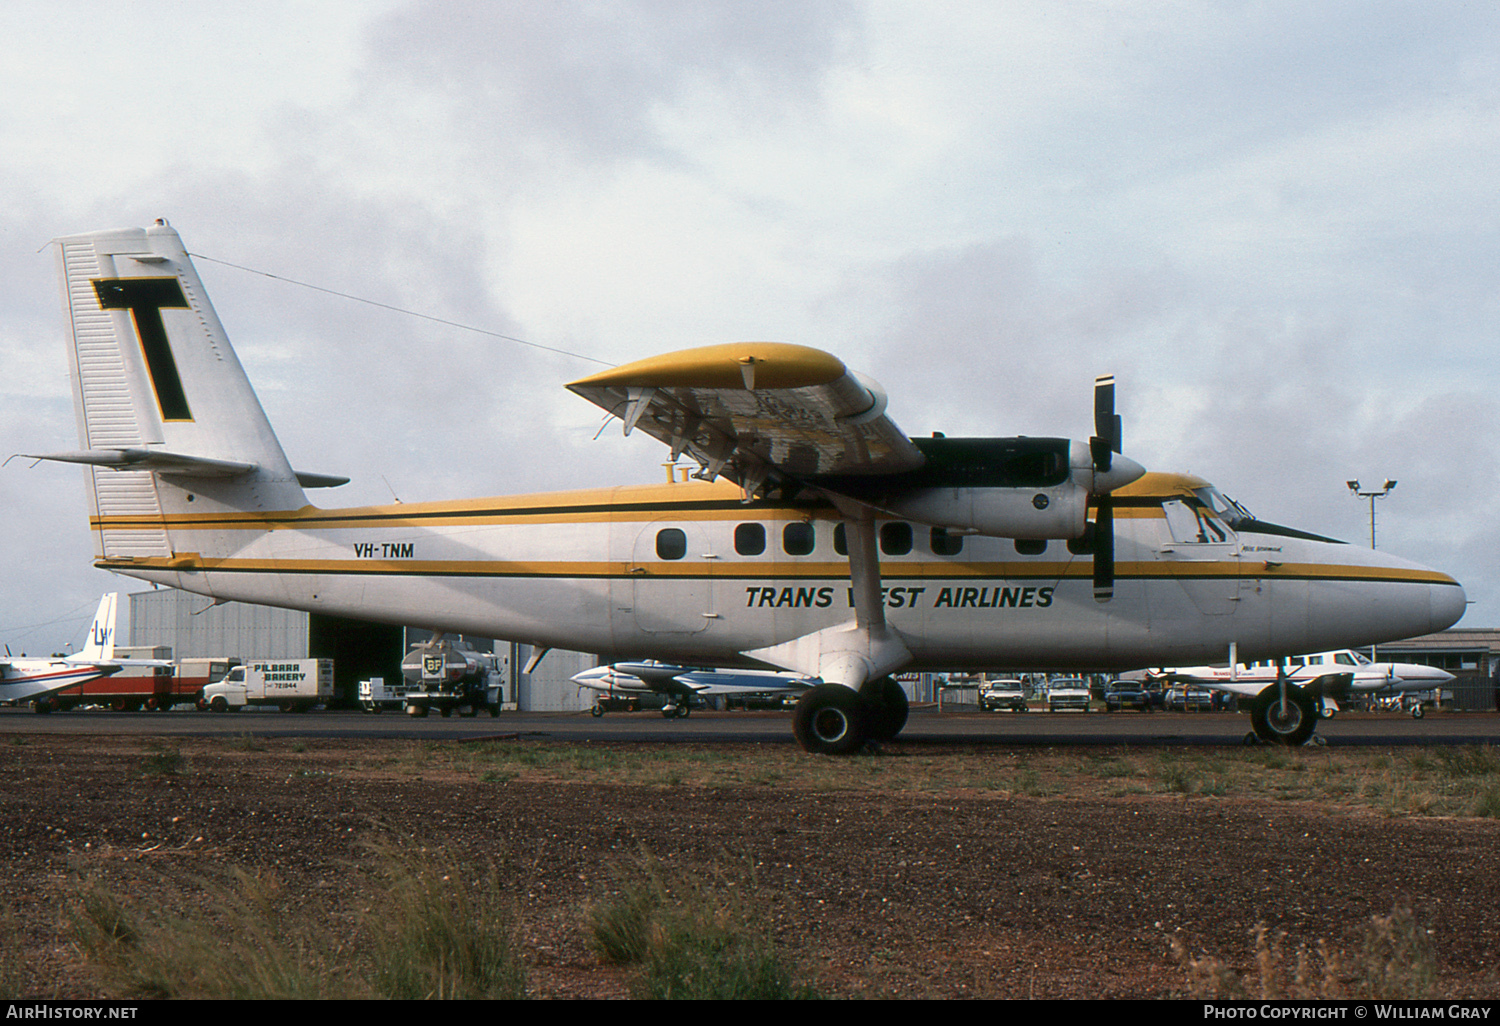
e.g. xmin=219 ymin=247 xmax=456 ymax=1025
xmin=1347 ymin=478 xmax=1396 ymax=549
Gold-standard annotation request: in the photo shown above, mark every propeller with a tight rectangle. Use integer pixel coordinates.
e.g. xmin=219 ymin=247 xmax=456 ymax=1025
xmin=1090 ymin=375 xmax=1122 ymax=603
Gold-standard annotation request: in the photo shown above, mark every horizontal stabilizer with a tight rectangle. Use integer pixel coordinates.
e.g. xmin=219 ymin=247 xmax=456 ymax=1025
xmin=21 ymin=449 xmax=348 ymax=487
xmin=23 ymin=447 xmax=256 ymax=477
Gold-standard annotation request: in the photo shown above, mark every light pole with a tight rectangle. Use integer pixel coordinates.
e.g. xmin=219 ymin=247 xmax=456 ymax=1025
xmin=1346 ymin=479 xmax=1396 ymax=549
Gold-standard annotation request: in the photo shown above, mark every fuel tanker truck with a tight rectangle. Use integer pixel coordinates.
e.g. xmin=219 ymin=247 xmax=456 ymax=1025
xmin=400 ymin=637 xmax=503 ymax=718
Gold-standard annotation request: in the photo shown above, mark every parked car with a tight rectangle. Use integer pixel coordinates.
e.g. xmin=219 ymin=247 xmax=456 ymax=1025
xmin=1165 ymin=686 xmax=1215 ymax=711
xmin=1046 ymin=678 xmax=1091 ymax=713
xmin=979 ymin=678 xmax=1029 ymax=712
xmin=1103 ymin=681 xmax=1152 ymax=712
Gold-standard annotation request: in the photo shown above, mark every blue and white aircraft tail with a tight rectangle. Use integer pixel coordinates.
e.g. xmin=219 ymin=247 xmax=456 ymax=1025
xmin=573 ymin=661 xmax=817 ymax=717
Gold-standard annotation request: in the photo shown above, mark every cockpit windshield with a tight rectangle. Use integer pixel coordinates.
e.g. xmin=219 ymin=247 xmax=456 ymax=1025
xmin=1193 ymin=486 xmax=1255 ymax=526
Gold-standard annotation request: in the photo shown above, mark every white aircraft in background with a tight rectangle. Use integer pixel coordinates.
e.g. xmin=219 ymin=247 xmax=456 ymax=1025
xmin=572 ymin=661 xmax=817 ymax=717
xmin=22 ymin=222 xmax=1467 ymax=752
xmin=0 ymin=594 xmax=124 ymax=704
xmin=1140 ymin=648 xmax=1456 ymax=727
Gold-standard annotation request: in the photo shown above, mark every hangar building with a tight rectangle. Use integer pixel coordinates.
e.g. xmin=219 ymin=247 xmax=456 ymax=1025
xmin=126 ymin=589 xmax=598 ymax=712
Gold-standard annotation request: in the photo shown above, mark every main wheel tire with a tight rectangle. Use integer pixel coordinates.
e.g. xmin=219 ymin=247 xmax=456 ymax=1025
xmin=858 ymin=676 xmax=909 ymax=741
xmin=1250 ymin=684 xmax=1317 ymax=746
xmin=591 ymin=705 xmax=604 ymax=718
xmin=793 ymin=684 xmax=867 ymax=755
xmin=1411 ymin=704 xmax=1425 ymax=720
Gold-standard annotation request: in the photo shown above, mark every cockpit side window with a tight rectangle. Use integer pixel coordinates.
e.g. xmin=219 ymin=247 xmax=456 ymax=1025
xmin=1162 ymin=499 xmax=1231 ymax=545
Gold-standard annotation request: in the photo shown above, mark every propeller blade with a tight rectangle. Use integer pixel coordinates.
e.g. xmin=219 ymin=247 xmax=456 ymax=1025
xmin=1091 ymin=374 xmax=1121 ymax=473
xmin=1093 ymin=495 xmax=1114 ymax=603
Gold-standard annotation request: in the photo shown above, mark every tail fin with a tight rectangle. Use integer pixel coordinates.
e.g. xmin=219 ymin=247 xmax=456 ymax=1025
xmin=34 ymin=221 xmax=341 ymax=564
xmin=77 ymin=593 xmax=118 ymax=661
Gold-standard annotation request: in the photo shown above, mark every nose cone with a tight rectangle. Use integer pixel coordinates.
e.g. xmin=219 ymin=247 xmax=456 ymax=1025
xmin=1429 ymin=573 xmax=1468 ymax=634
xmin=1095 ymin=453 xmax=1146 ymax=493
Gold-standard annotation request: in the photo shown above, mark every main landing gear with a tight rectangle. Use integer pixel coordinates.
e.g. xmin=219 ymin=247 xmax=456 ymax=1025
xmin=1247 ymin=682 xmax=1318 ymax=747
xmin=792 ymin=677 xmax=909 ymax=755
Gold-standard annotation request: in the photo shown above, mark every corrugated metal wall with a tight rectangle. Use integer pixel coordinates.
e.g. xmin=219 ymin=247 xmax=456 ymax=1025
xmin=130 ymin=590 xmax=309 ymax=659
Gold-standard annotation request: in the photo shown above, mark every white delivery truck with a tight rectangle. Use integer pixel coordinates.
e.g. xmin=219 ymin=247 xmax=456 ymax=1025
xmin=200 ymin=659 xmax=334 ymax=712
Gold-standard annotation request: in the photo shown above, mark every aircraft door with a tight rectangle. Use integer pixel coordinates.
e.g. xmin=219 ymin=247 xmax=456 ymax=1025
xmin=628 ymin=523 xmax=717 ymax=634
xmin=1155 ymin=499 xmax=1244 ymax=616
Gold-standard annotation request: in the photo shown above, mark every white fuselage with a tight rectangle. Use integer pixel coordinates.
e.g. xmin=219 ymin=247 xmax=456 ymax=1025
xmin=94 ymin=475 xmax=1466 ymax=673
xmin=0 ymin=661 xmax=118 ymax=703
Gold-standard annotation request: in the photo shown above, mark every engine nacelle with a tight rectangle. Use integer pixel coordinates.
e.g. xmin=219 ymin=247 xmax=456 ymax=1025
xmin=861 ymin=439 xmax=1143 ymax=540
xmin=811 ymin=437 xmax=1143 ymax=540
xmin=881 ymin=481 xmax=1091 ymax=539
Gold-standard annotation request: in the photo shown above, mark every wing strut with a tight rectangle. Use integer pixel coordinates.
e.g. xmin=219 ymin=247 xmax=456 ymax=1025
xmin=843 ymin=515 xmax=887 ymax=635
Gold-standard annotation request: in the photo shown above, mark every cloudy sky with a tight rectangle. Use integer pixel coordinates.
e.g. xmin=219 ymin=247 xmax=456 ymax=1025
xmin=1 ymin=1 xmax=1495 ymax=655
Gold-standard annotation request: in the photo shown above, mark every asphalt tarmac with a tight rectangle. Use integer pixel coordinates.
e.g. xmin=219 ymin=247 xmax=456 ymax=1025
xmin=0 ymin=704 xmax=1496 ymax=747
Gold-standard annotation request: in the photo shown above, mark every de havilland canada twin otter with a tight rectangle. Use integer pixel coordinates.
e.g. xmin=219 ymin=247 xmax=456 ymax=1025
xmin=26 ymin=222 xmax=1466 ymax=751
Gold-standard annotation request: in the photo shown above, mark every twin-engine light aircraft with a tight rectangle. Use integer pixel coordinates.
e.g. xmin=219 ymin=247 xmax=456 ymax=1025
xmin=0 ymin=593 xmax=125 ymax=704
xmin=572 ymin=661 xmax=817 ymax=717
xmin=1139 ymin=648 xmax=1457 ymax=736
xmin=25 ymin=223 xmax=1467 ymax=751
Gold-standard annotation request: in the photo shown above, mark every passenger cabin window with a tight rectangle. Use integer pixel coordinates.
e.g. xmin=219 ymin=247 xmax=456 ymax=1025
xmin=834 ymin=523 xmax=847 ymax=556
xmin=1015 ymin=539 xmax=1047 ymax=556
xmin=656 ymin=528 xmax=687 ymax=560
xmin=783 ymin=522 xmax=815 ymax=556
xmin=930 ymin=527 xmax=963 ymax=556
xmin=735 ymin=523 xmax=766 ymax=556
xmin=881 ymin=522 xmax=913 ymax=556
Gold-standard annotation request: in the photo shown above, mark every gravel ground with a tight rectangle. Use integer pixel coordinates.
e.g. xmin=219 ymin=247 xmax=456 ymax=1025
xmin=2 ymin=734 xmax=1497 ymax=999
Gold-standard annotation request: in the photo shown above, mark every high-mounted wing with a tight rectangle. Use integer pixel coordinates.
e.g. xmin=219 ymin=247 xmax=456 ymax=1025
xmin=567 ymin=343 xmax=924 ymax=493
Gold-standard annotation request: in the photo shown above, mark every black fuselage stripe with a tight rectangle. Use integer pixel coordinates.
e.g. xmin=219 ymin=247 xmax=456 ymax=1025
xmin=96 ymin=561 xmax=1455 ymax=587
